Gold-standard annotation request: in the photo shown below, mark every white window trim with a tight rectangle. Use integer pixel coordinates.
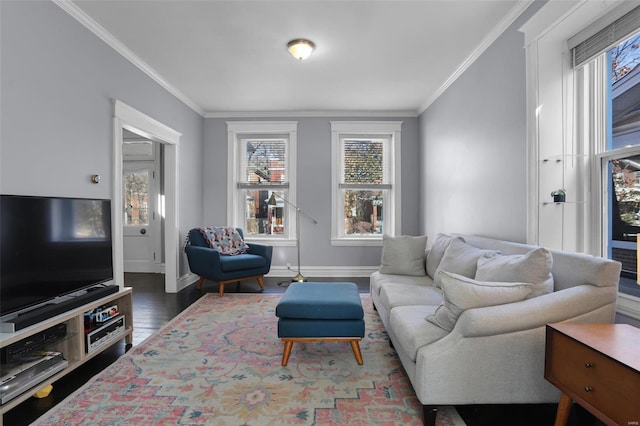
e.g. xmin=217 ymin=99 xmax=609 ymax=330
xmin=227 ymin=121 xmax=297 ymax=246
xmin=330 ymin=121 xmax=402 ymax=246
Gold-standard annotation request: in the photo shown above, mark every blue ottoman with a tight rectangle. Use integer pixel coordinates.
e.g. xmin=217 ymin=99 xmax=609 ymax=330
xmin=275 ymin=282 xmax=365 ymax=366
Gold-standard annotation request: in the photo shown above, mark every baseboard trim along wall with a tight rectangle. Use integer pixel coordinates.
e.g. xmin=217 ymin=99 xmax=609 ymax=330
xmin=617 ymin=293 xmax=640 ymax=321
xmin=266 ymin=266 xmax=378 ymax=278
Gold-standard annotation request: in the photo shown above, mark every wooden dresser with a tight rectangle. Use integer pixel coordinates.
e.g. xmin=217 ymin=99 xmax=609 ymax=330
xmin=545 ymin=323 xmax=640 ymax=426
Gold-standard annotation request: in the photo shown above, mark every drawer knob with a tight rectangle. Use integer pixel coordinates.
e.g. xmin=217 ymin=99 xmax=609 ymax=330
xmin=585 ymin=362 xmax=593 ymax=368
xmin=584 ymin=386 xmax=593 ymax=392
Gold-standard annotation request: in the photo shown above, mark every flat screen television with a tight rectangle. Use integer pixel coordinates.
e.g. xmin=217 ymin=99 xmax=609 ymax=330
xmin=0 ymin=194 xmax=114 ymax=321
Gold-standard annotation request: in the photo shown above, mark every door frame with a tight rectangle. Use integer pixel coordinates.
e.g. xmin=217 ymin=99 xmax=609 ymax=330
xmin=113 ymin=100 xmax=181 ymax=293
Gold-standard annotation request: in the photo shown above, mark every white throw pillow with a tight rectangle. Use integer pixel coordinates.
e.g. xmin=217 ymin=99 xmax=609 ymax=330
xmin=426 ymin=233 xmax=464 ymax=279
xmin=475 ymin=248 xmax=554 ymax=298
xmin=426 ymin=271 xmax=533 ymax=331
xmin=379 ymin=234 xmax=428 ymax=276
xmin=433 ymin=239 xmax=499 ymax=288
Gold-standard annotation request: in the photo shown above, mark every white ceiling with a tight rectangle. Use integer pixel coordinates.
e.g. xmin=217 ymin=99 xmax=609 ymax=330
xmin=64 ymin=0 xmax=530 ymax=116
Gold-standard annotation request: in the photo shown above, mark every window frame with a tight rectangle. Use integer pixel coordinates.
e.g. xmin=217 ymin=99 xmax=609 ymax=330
xmin=330 ymin=121 xmax=402 ymax=246
xmin=522 ymin=1 xmax=640 ymax=318
xmin=227 ymin=121 xmax=297 ymax=245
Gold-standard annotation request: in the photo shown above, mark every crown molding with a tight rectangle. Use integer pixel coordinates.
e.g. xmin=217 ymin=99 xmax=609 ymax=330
xmin=55 ymin=0 xmax=532 ymax=121
xmin=418 ymin=0 xmax=535 ymax=115
xmin=53 ymin=0 xmax=205 ymax=117
xmin=205 ymin=110 xmax=418 ymax=119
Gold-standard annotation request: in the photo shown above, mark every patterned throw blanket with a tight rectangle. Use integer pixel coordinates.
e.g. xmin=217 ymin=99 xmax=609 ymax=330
xmin=196 ymin=226 xmax=250 ymax=255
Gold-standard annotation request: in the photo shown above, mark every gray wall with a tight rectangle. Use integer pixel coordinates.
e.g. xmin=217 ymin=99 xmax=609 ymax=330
xmin=204 ymin=117 xmax=420 ymax=268
xmin=418 ymin=1 xmax=545 ymax=244
xmin=0 ymin=1 xmax=204 ymax=275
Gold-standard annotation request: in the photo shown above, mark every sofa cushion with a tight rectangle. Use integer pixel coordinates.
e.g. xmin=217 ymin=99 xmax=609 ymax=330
xmin=380 ymin=284 xmax=443 ymax=309
xmin=426 ymin=271 xmax=533 ymax=331
xmin=475 ymin=248 xmax=554 ymax=298
xmin=433 ymin=239 xmax=499 ymax=287
xmin=379 ymin=234 xmax=428 ymax=276
xmin=426 ymin=233 xmax=464 ymax=279
xmin=369 ymin=271 xmax=433 ymax=298
xmin=219 ymin=253 xmax=266 ymax=272
xmin=389 ymin=305 xmax=448 ymax=362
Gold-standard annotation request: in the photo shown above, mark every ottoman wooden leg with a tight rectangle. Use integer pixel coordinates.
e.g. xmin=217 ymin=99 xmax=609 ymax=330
xmin=282 ymin=340 xmax=294 ymax=366
xmin=350 ymin=340 xmax=364 ymax=365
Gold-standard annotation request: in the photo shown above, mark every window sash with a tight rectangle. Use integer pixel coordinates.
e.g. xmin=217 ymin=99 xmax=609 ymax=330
xmin=238 ymin=138 xmax=288 ymax=185
xmin=340 ymin=137 xmax=391 ymax=186
xmin=570 ymin=5 xmax=640 ymax=68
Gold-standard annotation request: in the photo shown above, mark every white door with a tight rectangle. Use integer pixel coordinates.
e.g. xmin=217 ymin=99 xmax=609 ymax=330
xmin=123 ymin=141 xmax=162 ymax=273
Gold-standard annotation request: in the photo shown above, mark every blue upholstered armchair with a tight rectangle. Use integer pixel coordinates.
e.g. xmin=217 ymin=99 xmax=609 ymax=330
xmin=185 ymin=227 xmax=273 ymax=296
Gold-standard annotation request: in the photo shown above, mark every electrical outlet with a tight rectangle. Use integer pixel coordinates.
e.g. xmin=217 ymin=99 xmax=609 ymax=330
xmin=286 ymin=263 xmax=291 ymax=270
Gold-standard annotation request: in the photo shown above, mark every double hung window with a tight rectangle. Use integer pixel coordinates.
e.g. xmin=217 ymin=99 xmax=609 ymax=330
xmin=330 ymin=121 xmax=401 ymax=245
xmin=570 ymin=8 xmax=640 ymax=297
xmin=227 ymin=122 xmax=297 ymax=241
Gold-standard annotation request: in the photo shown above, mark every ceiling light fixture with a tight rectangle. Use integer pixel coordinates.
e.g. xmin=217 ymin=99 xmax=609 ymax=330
xmin=287 ymin=39 xmax=315 ymax=61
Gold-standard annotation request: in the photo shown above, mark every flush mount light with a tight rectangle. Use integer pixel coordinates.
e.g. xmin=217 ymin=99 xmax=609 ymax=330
xmin=287 ymin=39 xmax=315 ymax=61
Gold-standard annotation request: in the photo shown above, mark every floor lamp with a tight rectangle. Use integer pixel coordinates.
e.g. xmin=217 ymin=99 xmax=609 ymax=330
xmin=268 ymin=193 xmax=318 ymax=282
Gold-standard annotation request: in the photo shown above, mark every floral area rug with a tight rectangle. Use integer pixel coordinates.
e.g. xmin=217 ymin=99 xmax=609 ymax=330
xmin=33 ymin=293 xmax=465 ymax=425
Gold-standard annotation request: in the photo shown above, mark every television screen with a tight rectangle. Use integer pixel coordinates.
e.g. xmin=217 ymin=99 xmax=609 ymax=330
xmin=0 ymin=195 xmax=113 ymax=317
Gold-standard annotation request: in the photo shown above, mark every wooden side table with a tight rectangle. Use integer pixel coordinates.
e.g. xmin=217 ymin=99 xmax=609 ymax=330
xmin=545 ymin=323 xmax=640 ymax=426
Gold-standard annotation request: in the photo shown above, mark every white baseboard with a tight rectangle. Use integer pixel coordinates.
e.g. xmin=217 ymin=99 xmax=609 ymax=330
xmin=266 ymin=265 xmax=377 ymax=278
xmin=176 ymin=272 xmax=199 ymax=292
xmin=617 ymin=292 xmax=640 ymax=320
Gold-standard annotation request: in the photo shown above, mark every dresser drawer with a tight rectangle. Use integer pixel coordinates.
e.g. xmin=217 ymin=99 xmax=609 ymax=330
xmin=546 ymin=327 xmax=640 ymax=426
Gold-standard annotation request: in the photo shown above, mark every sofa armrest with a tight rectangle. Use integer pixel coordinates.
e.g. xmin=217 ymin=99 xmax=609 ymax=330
xmin=453 ymin=285 xmax=617 ymax=338
xmin=185 ymin=245 xmax=222 ymax=277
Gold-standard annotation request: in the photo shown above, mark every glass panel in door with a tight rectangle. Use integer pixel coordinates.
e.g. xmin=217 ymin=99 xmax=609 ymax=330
xmin=124 ymin=169 xmax=150 ymax=226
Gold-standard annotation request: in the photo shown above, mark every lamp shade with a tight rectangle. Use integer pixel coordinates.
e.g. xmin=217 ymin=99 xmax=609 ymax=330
xmin=287 ymin=39 xmax=315 ymax=60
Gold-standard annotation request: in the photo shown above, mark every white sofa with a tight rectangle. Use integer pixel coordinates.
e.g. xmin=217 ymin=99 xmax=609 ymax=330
xmin=370 ymin=234 xmax=621 ymax=426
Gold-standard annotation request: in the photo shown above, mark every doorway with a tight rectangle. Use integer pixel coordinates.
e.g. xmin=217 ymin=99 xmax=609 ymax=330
xmin=122 ymin=131 xmax=163 ymax=273
xmin=113 ymin=100 xmax=181 ymax=293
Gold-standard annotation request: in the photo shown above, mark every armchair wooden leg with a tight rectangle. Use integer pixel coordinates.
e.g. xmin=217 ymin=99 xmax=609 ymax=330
xmin=196 ymin=277 xmax=204 ymax=290
xmin=219 ymin=283 xmax=225 ymax=297
xmin=256 ymin=275 xmax=265 ymax=290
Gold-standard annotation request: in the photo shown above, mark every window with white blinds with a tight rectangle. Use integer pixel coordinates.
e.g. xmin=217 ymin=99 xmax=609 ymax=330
xmin=227 ymin=122 xmax=297 ymax=240
xmin=331 ymin=121 xmax=401 ymax=245
xmin=238 ymin=138 xmax=288 ymax=188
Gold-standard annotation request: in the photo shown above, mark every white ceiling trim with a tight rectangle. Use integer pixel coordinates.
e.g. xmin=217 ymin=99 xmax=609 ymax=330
xmin=205 ymin=110 xmax=418 ymax=119
xmin=418 ymin=0 xmax=535 ymax=115
xmin=53 ymin=0 xmax=205 ymax=117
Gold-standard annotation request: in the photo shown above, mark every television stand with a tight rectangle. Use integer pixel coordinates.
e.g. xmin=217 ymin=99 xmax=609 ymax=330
xmin=0 ymin=287 xmax=133 ymax=425
xmin=0 ymin=284 xmax=119 ymax=333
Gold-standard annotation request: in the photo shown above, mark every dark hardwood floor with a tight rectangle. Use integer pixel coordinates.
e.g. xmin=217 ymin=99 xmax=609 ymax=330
xmin=4 ymin=274 xmax=600 ymax=426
